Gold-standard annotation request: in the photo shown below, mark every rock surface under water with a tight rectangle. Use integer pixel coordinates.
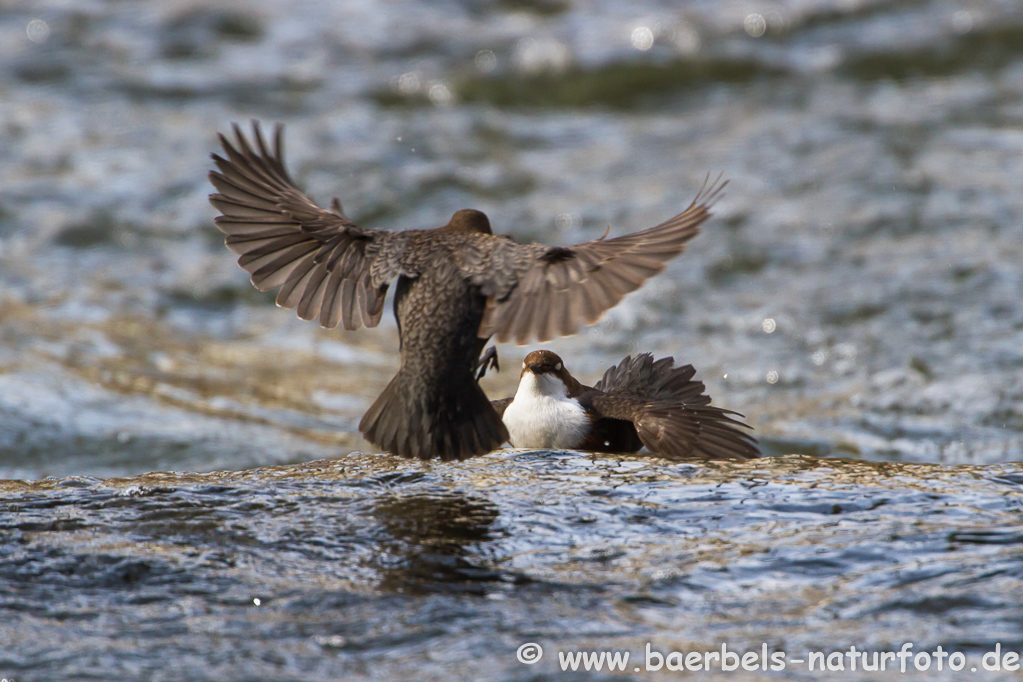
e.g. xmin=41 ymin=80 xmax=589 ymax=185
xmin=2 ymin=453 xmax=1023 ymax=680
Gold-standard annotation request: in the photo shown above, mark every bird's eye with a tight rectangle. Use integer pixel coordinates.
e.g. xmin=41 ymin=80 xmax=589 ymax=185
xmin=555 ymin=362 xmax=562 ymax=371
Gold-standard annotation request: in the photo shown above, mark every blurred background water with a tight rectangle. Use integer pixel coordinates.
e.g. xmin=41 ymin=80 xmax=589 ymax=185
xmin=2 ymin=0 xmax=1023 ymax=679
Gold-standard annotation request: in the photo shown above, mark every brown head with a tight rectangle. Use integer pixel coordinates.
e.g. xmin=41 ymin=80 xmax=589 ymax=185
xmin=444 ymin=209 xmax=492 ymax=235
xmin=520 ymin=350 xmax=584 ymax=395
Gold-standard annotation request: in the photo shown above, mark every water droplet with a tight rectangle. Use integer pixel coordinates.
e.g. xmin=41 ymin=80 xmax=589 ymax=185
xmin=631 ymin=27 xmax=654 ymax=51
xmin=475 ymin=49 xmax=497 ymax=73
xmin=762 ymin=317 xmax=776 ymax=334
xmin=397 ymin=71 xmax=421 ymax=95
xmin=315 ymin=635 xmax=348 ymax=648
xmin=811 ymin=350 xmax=827 ymax=366
xmin=252 ymin=597 xmax=261 ymax=606
xmin=555 ymin=213 xmax=573 ymax=230
xmin=835 ymin=343 xmax=857 ymax=360
xmin=952 ymin=10 xmax=973 ymax=34
xmin=766 ymin=370 xmax=779 ymax=384
xmin=27 ymin=19 xmax=50 ymax=43
xmin=428 ymin=83 xmax=453 ymax=106
xmin=744 ymin=14 xmax=766 ymax=38
xmin=723 ymin=373 xmax=728 ymax=379
xmin=515 ymin=38 xmax=570 ymax=73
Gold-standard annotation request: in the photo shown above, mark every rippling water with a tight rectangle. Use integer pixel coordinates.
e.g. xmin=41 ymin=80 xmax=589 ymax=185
xmin=4 ymin=455 xmax=1023 ymax=680
xmin=3 ymin=0 xmax=1023 ymax=679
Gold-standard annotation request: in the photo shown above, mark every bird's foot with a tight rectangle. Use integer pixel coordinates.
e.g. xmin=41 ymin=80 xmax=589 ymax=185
xmin=476 ymin=346 xmax=500 ymax=380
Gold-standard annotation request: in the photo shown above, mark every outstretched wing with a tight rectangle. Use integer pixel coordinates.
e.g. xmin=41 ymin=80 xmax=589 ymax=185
xmin=208 ymin=121 xmax=416 ymax=330
xmin=584 ymin=386 xmax=760 ymax=461
xmin=461 ymin=177 xmax=725 ymax=345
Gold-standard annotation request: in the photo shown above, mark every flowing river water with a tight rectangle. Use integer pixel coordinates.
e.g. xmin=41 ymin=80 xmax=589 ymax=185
xmin=2 ymin=0 xmax=1023 ymax=679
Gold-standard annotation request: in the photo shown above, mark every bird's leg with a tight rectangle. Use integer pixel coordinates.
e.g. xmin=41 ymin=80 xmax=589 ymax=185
xmin=476 ymin=346 xmax=500 ymax=380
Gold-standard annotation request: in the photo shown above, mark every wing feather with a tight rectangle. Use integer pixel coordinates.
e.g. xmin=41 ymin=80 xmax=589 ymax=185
xmin=208 ymin=121 xmax=416 ymax=330
xmin=590 ymin=393 xmax=758 ymax=461
xmin=321 ymin=267 xmax=346 ymax=330
xmin=462 ymin=177 xmax=725 ymax=344
xmin=297 ymin=265 xmax=331 ymax=321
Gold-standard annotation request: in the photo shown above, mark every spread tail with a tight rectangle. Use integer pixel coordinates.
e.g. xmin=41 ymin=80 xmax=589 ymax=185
xmin=359 ymin=369 xmax=509 ymax=461
xmin=592 ymin=353 xmax=761 ymax=460
xmin=594 ymin=353 xmax=707 ymax=404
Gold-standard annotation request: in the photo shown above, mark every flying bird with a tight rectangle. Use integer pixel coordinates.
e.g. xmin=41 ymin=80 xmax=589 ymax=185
xmin=494 ymin=350 xmax=759 ymax=460
xmin=208 ymin=122 xmax=725 ymax=460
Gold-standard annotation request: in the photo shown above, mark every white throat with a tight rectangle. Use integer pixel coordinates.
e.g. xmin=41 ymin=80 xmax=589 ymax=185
xmin=501 ymin=372 xmax=589 ymax=449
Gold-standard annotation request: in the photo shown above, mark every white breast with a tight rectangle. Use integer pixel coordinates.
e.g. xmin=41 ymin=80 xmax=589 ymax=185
xmin=501 ymin=373 xmax=590 ymax=449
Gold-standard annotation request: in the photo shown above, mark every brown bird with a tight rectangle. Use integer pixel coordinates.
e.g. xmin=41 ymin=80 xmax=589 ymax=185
xmin=493 ymin=350 xmax=759 ymax=460
xmin=208 ymin=121 xmax=725 ymax=460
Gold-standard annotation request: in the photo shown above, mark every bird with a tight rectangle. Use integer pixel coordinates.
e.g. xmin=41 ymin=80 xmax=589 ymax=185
xmin=208 ymin=121 xmax=726 ymax=461
xmin=493 ymin=350 xmax=759 ymax=460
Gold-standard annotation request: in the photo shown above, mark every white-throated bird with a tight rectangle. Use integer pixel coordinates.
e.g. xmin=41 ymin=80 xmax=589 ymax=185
xmin=494 ymin=350 xmax=759 ymax=460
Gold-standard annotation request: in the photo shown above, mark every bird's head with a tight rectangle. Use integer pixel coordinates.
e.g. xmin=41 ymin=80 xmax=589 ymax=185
xmin=516 ymin=350 xmax=582 ymax=398
xmin=522 ymin=350 xmax=566 ymax=377
xmin=444 ymin=209 xmax=492 ymax=235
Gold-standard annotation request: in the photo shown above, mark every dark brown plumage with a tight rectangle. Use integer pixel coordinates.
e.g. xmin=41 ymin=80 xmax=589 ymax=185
xmin=495 ymin=350 xmax=760 ymax=460
xmin=208 ymin=121 xmax=725 ymax=460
